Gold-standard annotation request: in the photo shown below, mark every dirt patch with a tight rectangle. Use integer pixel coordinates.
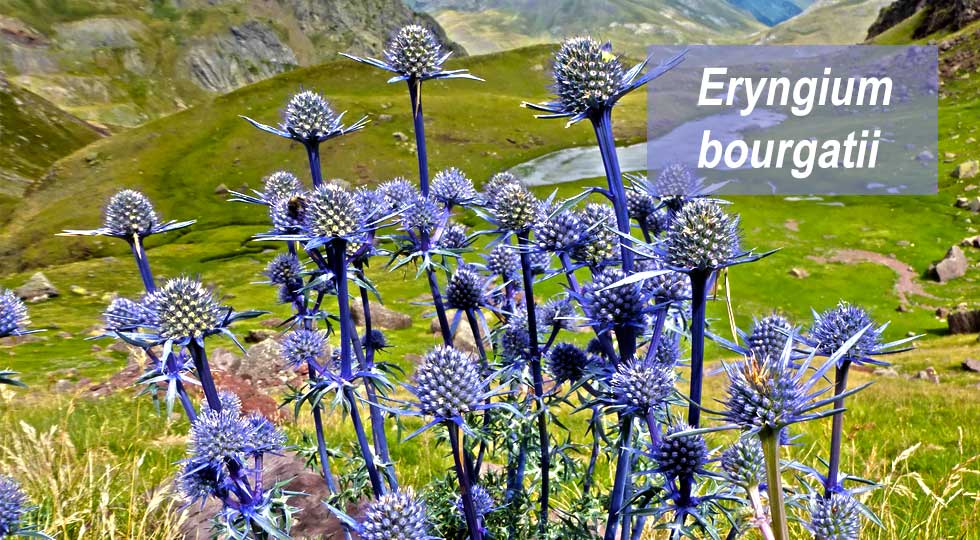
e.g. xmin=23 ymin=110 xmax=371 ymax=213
xmin=808 ymin=249 xmax=937 ymax=304
xmin=784 ymin=219 xmax=799 ymax=232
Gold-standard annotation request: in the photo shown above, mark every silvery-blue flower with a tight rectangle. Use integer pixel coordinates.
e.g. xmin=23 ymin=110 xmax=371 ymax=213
xmin=243 ymin=413 xmax=287 ymax=456
xmin=201 ymin=390 xmax=243 ymax=417
xmin=653 ymin=423 xmax=709 ymax=479
xmin=805 ymin=493 xmax=861 ymax=540
xmin=262 ymin=171 xmax=302 ymax=203
xmin=573 ymin=203 xmax=618 ymax=266
xmin=720 ymin=436 xmax=765 ymax=487
xmin=144 ymin=277 xmax=223 ymax=342
xmin=445 ymin=265 xmax=489 ymax=312
xmin=359 ymin=488 xmax=435 ymax=540
xmin=485 ymin=244 xmax=520 ymax=281
xmin=0 ymin=289 xmax=33 ymax=338
xmin=362 ymin=329 xmax=389 ymax=352
xmin=431 ymin=167 xmax=479 ymax=207
xmin=538 ymin=297 xmax=577 ymax=332
xmin=60 ymin=189 xmax=193 ymax=239
xmin=281 ymin=329 xmax=328 ymax=369
xmin=242 ymin=90 xmax=368 ymax=146
xmin=436 ymin=223 xmax=470 ymax=250
xmin=305 ymin=183 xmax=364 ymax=239
xmin=378 ymin=177 xmax=419 ymax=212
xmin=103 ymin=296 xmax=148 ymax=331
xmin=610 ymin=358 xmax=675 ymax=414
xmin=0 ymin=475 xmax=29 ymax=538
xmin=534 ymin=208 xmax=586 ymax=254
xmin=663 ymin=199 xmax=760 ymax=272
xmin=410 ymin=346 xmax=484 ymax=420
xmin=498 ymin=319 xmax=530 ymax=365
xmin=400 ymin=194 xmax=442 ymax=234
xmin=189 ymin=408 xmax=250 ymax=465
xmin=547 ymin=343 xmax=589 ymax=385
xmin=178 ymin=459 xmax=223 ymax=507
xmin=456 ymin=484 xmax=495 ymax=519
xmin=807 ymin=302 xmax=911 ymax=366
xmin=342 ymin=24 xmax=480 ymax=84
xmin=269 ymin=193 xmax=309 ymax=233
xmin=637 ymin=258 xmax=690 ymax=303
xmin=263 ymin=253 xmax=302 ymax=286
xmin=580 ymin=267 xmax=647 ymax=332
xmin=488 ymin=182 xmax=540 ymax=232
xmin=748 ymin=313 xmax=792 ymax=361
xmin=482 ymin=172 xmax=522 ymax=203
xmin=523 ymin=36 xmax=684 ymax=125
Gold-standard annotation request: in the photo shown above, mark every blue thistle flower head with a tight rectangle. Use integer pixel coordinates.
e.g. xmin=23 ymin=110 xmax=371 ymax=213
xmin=103 ymin=296 xmax=147 ymax=331
xmin=306 ymin=183 xmax=364 ymax=239
xmin=534 ymin=208 xmax=586 ymax=254
xmin=353 ymin=187 xmax=387 ymax=223
xmin=200 ymin=390 xmax=243 ymax=416
xmin=60 ymin=189 xmax=193 ymax=240
xmin=145 ymin=276 xmax=223 ymax=342
xmin=412 ymin=346 xmax=484 ymax=420
xmin=809 ymin=302 xmax=886 ymax=365
xmin=456 ymin=484 xmax=495 ymax=519
xmin=485 ymin=244 xmax=520 ymax=280
xmin=547 ymin=343 xmax=589 ymax=385
xmin=264 ymin=253 xmax=302 ymax=285
xmin=650 ymin=332 xmax=682 ymax=367
xmin=189 ymin=408 xmax=250 ymax=465
xmin=400 ymin=194 xmax=442 ymax=234
xmin=262 ymin=171 xmax=302 ymax=203
xmin=581 ymin=267 xmax=647 ymax=332
xmin=269 ymin=193 xmax=309 ymax=233
xmin=664 ymin=199 xmax=741 ymax=271
xmin=805 ymin=493 xmax=862 ymax=540
xmin=489 ymin=182 xmax=540 ymax=232
xmin=573 ymin=203 xmax=618 ymax=266
xmin=720 ymin=436 xmax=765 ymax=487
xmin=0 ymin=475 xmax=29 ymax=538
xmin=281 ymin=329 xmax=328 ymax=370
xmin=0 ymin=289 xmax=31 ymax=338
xmin=178 ymin=459 xmax=223 ymax=506
xmin=432 ymin=167 xmax=478 ymax=206
xmin=362 ymin=329 xmax=390 ymax=352
xmin=655 ymin=423 xmax=709 ymax=480
xmin=360 ymin=488 xmax=433 ymax=540
xmin=656 ymin=162 xmax=699 ymax=198
xmin=385 ymin=25 xmax=443 ymax=79
xmin=242 ymin=90 xmax=367 ymax=146
xmin=482 ymin=172 xmax=522 ymax=203
xmin=445 ymin=265 xmax=489 ymax=311
xmin=610 ymin=359 xmax=675 ymax=413
xmin=498 ymin=320 xmax=530 ymax=366
xmin=637 ymin=258 xmax=691 ymax=303
xmin=436 ymin=222 xmax=470 ymax=250
xmin=378 ymin=178 xmax=419 ymax=212
xmin=243 ymin=413 xmax=286 ymax=456
xmin=538 ymin=297 xmax=577 ymax=332
xmin=525 ymin=37 xmax=684 ymax=125
xmin=748 ymin=313 xmax=792 ymax=361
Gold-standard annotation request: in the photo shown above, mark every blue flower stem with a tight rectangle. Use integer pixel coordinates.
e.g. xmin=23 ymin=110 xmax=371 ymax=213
xmin=603 ymin=414 xmax=634 ymax=540
xmin=407 ymin=79 xmax=430 ymax=197
xmin=331 ymin=240 xmax=384 ymax=498
xmin=128 ymin=237 xmax=156 ymax=292
xmin=304 ymin=143 xmax=323 ymax=188
xmin=518 ymin=233 xmax=550 ymax=533
xmin=187 ymin=339 xmax=221 ymax=412
xmin=591 ymin=108 xmax=633 ymax=270
xmin=420 ymin=232 xmax=453 ymax=346
xmin=824 ymin=359 xmax=852 ymax=497
xmin=686 ymin=270 xmax=712 ymax=427
xmin=760 ymin=428 xmax=790 ymax=540
xmin=466 ymin=308 xmax=492 ymax=476
xmin=621 ymin=449 xmax=634 ymax=540
xmin=558 ymin=252 xmax=617 ymax=360
xmin=448 ymin=423 xmax=485 ymax=540
xmin=307 ymin=365 xmax=340 ymax=493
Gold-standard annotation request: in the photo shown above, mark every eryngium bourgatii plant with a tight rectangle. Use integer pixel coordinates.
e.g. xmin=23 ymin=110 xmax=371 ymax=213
xmin=52 ymin=27 xmax=910 ymax=540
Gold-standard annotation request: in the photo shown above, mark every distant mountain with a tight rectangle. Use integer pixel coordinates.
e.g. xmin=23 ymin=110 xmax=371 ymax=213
xmin=405 ymin=0 xmax=766 ymax=56
xmin=0 ymin=0 xmax=462 ymax=128
xmin=727 ymin=0 xmax=813 ymax=26
xmin=867 ymin=0 xmax=979 ymax=39
xmin=755 ymin=0 xmax=893 ymax=44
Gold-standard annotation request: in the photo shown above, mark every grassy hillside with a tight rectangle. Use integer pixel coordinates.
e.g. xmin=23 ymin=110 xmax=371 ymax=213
xmin=754 ymin=0 xmax=894 ymax=44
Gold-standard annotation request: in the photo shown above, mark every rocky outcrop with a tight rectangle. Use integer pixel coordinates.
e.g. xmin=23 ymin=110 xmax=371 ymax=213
xmin=350 ymin=300 xmax=413 ymax=330
xmin=14 ymin=272 xmax=58 ymax=302
xmin=867 ymin=0 xmax=980 ymax=40
xmin=184 ymin=21 xmax=298 ymax=93
xmin=928 ymin=246 xmax=968 ymax=282
xmin=949 ymin=308 xmax=980 ymax=334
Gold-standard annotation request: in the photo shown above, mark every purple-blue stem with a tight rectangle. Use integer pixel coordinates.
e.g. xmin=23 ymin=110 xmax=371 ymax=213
xmin=466 ymin=308 xmax=492 ymax=475
xmin=128 ymin=237 xmax=156 ymax=292
xmin=558 ymin=252 xmax=617 ymax=361
xmin=406 ymin=79 xmax=430 ymax=197
xmin=583 ymin=405 xmax=601 ymax=495
xmin=603 ymin=414 xmax=634 ymax=540
xmin=517 ymin=234 xmax=550 ymax=533
xmin=448 ymin=424 xmax=485 ymax=540
xmin=419 ymin=230 xmax=453 ymax=346
xmin=677 ymin=269 xmax=711 ymax=512
xmin=329 ymin=240 xmax=385 ymax=497
xmin=187 ymin=340 xmax=221 ymax=412
xmin=824 ymin=359 xmax=852 ymax=497
xmin=304 ymin=143 xmax=323 ymax=188
xmin=590 ymin=108 xmax=633 ymax=271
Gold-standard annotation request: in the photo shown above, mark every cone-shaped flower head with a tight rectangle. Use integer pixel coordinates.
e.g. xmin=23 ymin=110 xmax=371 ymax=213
xmin=354 ymin=187 xmax=387 ymax=222
xmin=437 ymin=223 xmax=469 ymax=250
xmin=664 ymin=199 xmax=740 ymax=271
xmin=103 ymin=296 xmax=147 ymax=331
xmin=362 ymin=328 xmax=389 ymax=352
xmin=262 ymin=171 xmax=302 ymax=203
xmin=627 ymin=188 xmax=660 ymax=230
xmin=445 ymin=265 xmax=487 ymax=311
xmin=189 ymin=408 xmax=249 ymax=465
xmin=582 ymin=267 xmax=646 ymax=331
xmin=547 ymin=343 xmax=589 ymax=384
xmin=574 ymin=203 xmax=618 ymax=265
xmin=748 ymin=313 xmax=792 ymax=361
xmin=200 ymin=390 xmax=243 ymax=416
xmin=281 ymin=329 xmax=328 ymax=369
xmin=306 ymin=183 xmax=363 ymax=238
xmin=431 ymin=167 xmax=478 ymax=206
xmin=490 ymin=182 xmax=540 ymax=232
xmin=651 ymin=333 xmax=682 ymax=367
xmin=485 ymin=244 xmax=520 ymax=280
xmin=264 ymin=253 xmax=302 ymax=285
xmin=104 ymin=189 xmax=159 ymax=238
xmin=378 ymin=178 xmax=419 ymax=212
xmin=385 ymin=25 xmax=442 ymax=80
xmin=178 ymin=459 xmax=222 ymax=504
xmin=0 ymin=475 xmax=28 ymax=537
xmin=360 ymin=488 xmax=431 ymax=540
xmin=146 ymin=277 xmax=222 ymax=341
xmin=720 ymin=436 xmax=765 ymax=487
xmin=243 ymin=413 xmax=287 ymax=455
xmin=656 ymin=162 xmax=699 ymax=199
xmin=269 ymin=192 xmax=308 ymax=233
xmin=610 ymin=359 xmax=675 ymax=413
xmin=400 ymin=194 xmax=441 ymax=234
xmin=456 ymin=484 xmax=495 ymax=519
xmin=638 ymin=258 xmax=690 ymax=302
xmin=0 ymin=289 xmax=30 ymax=338
xmin=499 ymin=320 xmax=530 ymax=364
xmin=805 ymin=493 xmax=861 ymax=540
xmin=482 ymin=172 xmax=522 ymax=202
xmin=654 ymin=423 xmax=708 ymax=479
xmin=810 ymin=302 xmax=884 ymax=365
xmin=413 ymin=346 xmax=483 ymax=419
xmin=281 ymin=90 xmax=340 ymax=142
xmin=538 ymin=297 xmax=577 ymax=332
xmin=552 ymin=37 xmax=624 ymax=116
xmin=534 ymin=208 xmax=586 ymax=254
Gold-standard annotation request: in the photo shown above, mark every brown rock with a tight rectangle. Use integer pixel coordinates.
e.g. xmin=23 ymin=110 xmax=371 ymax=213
xmin=351 ymin=301 xmax=412 ymax=330
xmin=789 ymin=267 xmax=809 ymax=279
xmin=949 ymin=309 xmax=980 ymax=334
xmin=914 ymin=366 xmax=940 ymax=384
xmin=935 ymin=306 xmax=950 ymax=319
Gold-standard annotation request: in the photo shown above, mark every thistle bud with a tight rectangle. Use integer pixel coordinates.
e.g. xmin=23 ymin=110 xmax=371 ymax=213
xmin=378 ymin=178 xmax=419 ymax=212
xmin=810 ymin=302 xmax=881 ymax=361
xmin=282 ymin=90 xmax=338 ymax=141
xmin=414 ymin=346 xmax=483 ymax=419
xmin=262 ymin=171 xmax=302 ymax=202
xmin=582 ymin=267 xmax=645 ymax=328
xmin=445 ymin=265 xmax=487 ymax=311
xmin=0 ymin=475 xmax=28 ymax=537
xmin=654 ymin=423 xmax=708 ymax=479
xmin=552 ymin=36 xmax=624 ymax=114
xmin=748 ymin=313 xmax=792 ymax=361
xmin=664 ymin=199 xmax=740 ymax=270
xmin=264 ymin=253 xmax=302 ymax=285
xmin=103 ymin=189 xmax=159 ymax=237
xmin=384 ymin=25 xmax=442 ymax=79
xmin=573 ymin=203 xmax=617 ymax=265
xmin=610 ymin=359 xmax=675 ymax=412
xmin=103 ymin=296 xmax=147 ymax=330
xmin=720 ymin=436 xmax=765 ymax=486
xmin=535 ymin=208 xmax=586 ymax=253
xmin=189 ymin=408 xmax=249 ymax=465
xmin=486 ymin=244 xmax=520 ymax=279
xmin=432 ymin=167 xmax=478 ymax=206
xmin=547 ymin=343 xmax=589 ymax=384
xmin=456 ymin=484 xmax=495 ymax=519
xmin=490 ymin=183 xmax=540 ymax=232
xmin=270 ymin=193 xmax=309 ymax=232
xmin=437 ymin=223 xmax=469 ymax=250
xmin=482 ymin=172 xmax=522 ymax=202
xmin=281 ymin=329 xmax=328 ymax=369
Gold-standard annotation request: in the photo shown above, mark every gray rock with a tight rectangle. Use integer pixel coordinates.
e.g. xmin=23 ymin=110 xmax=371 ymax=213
xmin=53 ymin=379 xmax=74 ymax=392
xmin=239 ymin=339 xmax=284 ymax=381
xmin=949 ymin=309 xmax=980 ymax=334
xmin=962 ymin=358 xmax=980 ymax=373
xmin=954 ymin=160 xmax=979 ymax=179
xmin=928 ymin=246 xmax=968 ymax=282
xmin=210 ymin=347 xmax=242 ymax=374
xmin=214 ymin=183 xmax=229 ymax=195
xmin=913 ymin=367 xmax=940 ymax=384
xmin=184 ymin=21 xmax=298 ymax=93
xmin=392 ymin=131 xmax=409 ymax=142
xmin=351 ymin=301 xmax=412 ymax=330
xmin=789 ymin=267 xmax=809 ymax=279
xmin=15 ymin=272 xmax=59 ymax=302
xmin=873 ymin=367 xmax=900 ymax=377
xmin=54 ymin=17 xmax=144 ymax=51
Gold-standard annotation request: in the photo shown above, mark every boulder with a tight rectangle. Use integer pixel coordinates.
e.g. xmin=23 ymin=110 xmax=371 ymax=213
xmin=238 ymin=338 xmax=284 ymax=381
xmin=949 ymin=308 xmax=980 ymax=334
xmin=209 ymin=346 xmax=242 ymax=374
xmin=954 ymin=160 xmax=979 ymax=179
xmin=14 ymin=272 xmax=59 ymax=302
xmin=245 ymin=329 xmax=277 ymax=343
xmin=430 ymin=318 xmax=485 ymax=354
xmin=351 ymin=301 xmax=412 ymax=330
xmin=962 ymin=358 xmax=980 ymax=373
xmin=928 ymin=246 xmax=968 ymax=282
xmin=214 ymin=183 xmax=229 ymax=194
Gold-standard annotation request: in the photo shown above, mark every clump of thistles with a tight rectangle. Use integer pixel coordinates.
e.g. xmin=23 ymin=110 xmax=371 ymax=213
xmin=359 ymin=488 xmax=432 ymax=540
xmin=412 ymin=346 xmax=484 ymax=419
xmin=103 ymin=189 xmax=159 ymax=237
xmin=146 ymin=276 xmax=222 ymax=340
xmin=552 ymin=36 xmax=624 ymax=114
xmin=664 ymin=199 xmax=740 ymax=270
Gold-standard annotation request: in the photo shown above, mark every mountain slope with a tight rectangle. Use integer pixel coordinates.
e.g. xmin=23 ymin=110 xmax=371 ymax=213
xmin=728 ymin=0 xmax=813 ymax=26
xmin=407 ymin=0 xmax=766 ymax=55
xmin=0 ymin=0 xmax=461 ymax=128
xmin=755 ymin=0 xmax=894 ymax=44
